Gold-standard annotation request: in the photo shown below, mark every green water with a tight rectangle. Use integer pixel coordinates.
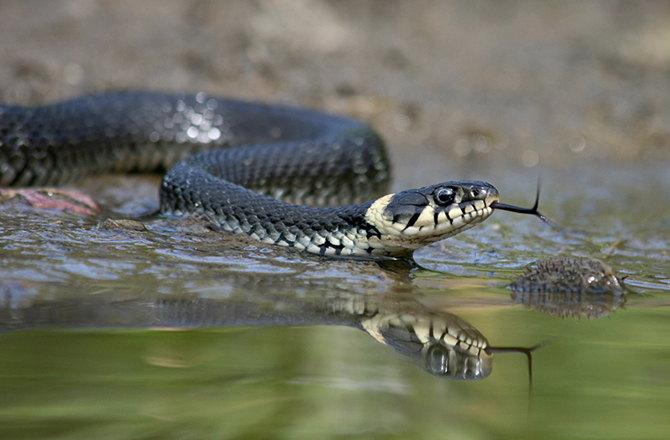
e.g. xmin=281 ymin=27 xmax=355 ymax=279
xmin=1 ymin=302 xmax=668 ymax=439
xmin=1 ymin=163 xmax=669 ymax=439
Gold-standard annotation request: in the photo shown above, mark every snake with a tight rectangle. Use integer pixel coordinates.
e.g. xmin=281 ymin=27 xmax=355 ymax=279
xmin=0 ymin=91 xmax=539 ymax=258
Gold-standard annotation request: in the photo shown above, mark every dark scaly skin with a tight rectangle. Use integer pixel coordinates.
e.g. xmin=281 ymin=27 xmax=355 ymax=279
xmin=0 ymin=91 xmax=390 ymax=199
xmin=0 ymin=92 xmax=392 ymax=251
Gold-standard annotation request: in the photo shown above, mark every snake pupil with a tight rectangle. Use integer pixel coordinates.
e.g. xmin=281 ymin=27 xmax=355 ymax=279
xmin=434 ymin=187 xmax=456 ymax=206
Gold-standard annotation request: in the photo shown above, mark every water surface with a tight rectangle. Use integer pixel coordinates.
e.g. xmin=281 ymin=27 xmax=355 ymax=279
xmin=1 ymin=162 xmax=669 ymax=439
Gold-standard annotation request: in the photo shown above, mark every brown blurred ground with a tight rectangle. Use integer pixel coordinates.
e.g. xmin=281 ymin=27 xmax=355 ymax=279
xmin=1 ymin=0 xmax=669 ymax=189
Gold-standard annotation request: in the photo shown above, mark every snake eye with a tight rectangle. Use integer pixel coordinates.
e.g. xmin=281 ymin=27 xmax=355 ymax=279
xmin=433 ymin=187 xmax=455 ymax=206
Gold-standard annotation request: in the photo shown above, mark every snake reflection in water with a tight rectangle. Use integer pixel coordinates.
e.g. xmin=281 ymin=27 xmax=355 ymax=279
xmin=0 ymin=285 xmax=541 ymax=382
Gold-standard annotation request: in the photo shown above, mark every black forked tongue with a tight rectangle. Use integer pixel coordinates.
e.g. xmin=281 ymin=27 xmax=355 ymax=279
xmin=490 ymin=182 xmax=551 ymax=224
xmin=486 ymin=343 xmax=545 ymax=390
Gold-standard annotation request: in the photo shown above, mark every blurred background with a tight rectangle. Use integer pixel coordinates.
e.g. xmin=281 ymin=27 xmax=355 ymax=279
xmin=2 ymin=0 xmax=670 ymax=188
xmin=1 ymin=2 xmax=669 ymax=439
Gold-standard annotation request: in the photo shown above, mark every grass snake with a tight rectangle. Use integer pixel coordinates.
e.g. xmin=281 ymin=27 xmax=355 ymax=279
xmin=0 ymin=91 xmax=536 ymax=257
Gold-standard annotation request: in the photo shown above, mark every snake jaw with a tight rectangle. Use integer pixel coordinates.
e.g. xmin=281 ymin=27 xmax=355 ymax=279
xmin=363 ymin=181 xmax=499 ymax=256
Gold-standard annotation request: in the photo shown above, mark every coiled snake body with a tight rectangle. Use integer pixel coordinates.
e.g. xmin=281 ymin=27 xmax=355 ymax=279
xmin=0 ymin=91 xmax=500 ymax=257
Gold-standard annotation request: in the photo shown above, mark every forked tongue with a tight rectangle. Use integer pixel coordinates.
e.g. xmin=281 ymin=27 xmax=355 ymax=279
xmin=490 ymin=181 xmax=554 ymax=226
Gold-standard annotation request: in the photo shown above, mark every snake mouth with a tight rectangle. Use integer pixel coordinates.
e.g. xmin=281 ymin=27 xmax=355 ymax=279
xmin=427 ymin=196 xmax=497 ymax=239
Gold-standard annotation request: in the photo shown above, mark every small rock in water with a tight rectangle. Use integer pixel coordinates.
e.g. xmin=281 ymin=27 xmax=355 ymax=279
xmin=509 ymin=257 xmax=624 ymax=295
xmin=509 ymin=257 xmax=626 ymax=319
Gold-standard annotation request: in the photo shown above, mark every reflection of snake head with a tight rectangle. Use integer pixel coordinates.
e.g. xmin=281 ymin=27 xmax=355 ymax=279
xmin=364 ymin=181 xmax=499 ymax=256
xmin=360 ymin=310 xmax=493 ymax=380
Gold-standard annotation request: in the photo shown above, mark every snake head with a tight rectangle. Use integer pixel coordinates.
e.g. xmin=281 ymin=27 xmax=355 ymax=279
xmin=364 ymin=181 xmax=499 ymax=255
xmin=362 ymin=309 xmax=493 ymax=380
